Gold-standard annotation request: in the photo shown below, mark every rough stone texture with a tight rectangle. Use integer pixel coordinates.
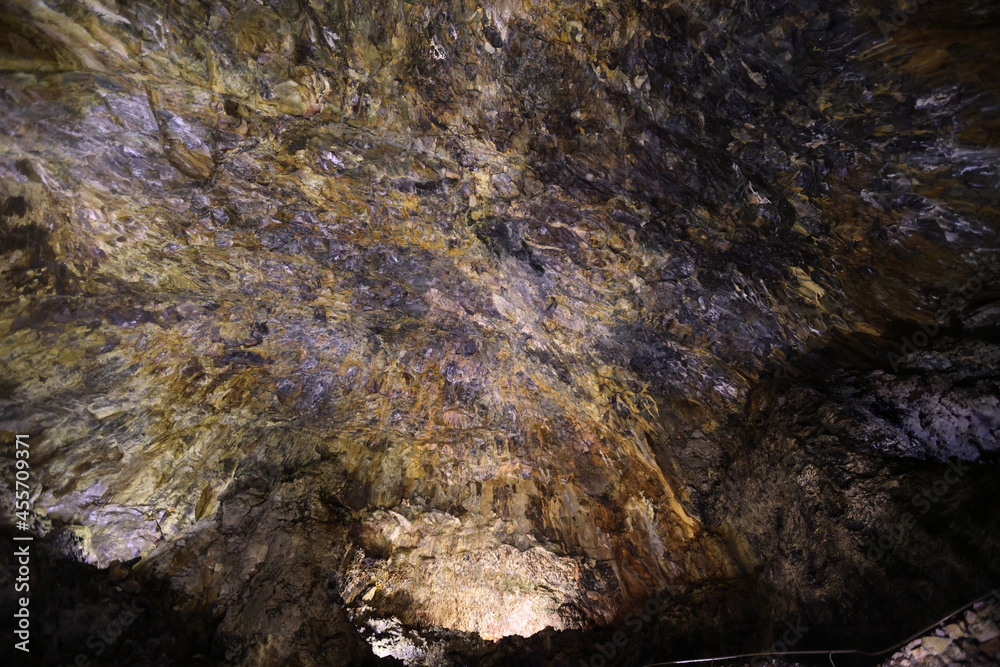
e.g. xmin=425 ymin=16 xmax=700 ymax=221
xmin=0 ymin=0 xmax=998 ymax=664
xmin=716 ymin=336 xmax=1000 ymax=648
xmin=882 ymin=594 xmax=1000 ymax=667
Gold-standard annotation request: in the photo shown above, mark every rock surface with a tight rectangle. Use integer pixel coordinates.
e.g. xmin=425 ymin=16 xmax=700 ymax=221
xmin=0 ymin=0 xmax=998 ymax=664
xmin=882 ymin=593 xmax=1000 ymax=667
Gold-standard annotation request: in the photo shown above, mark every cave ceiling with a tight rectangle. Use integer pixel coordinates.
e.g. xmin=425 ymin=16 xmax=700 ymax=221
xmin=0 ymin=0 xmax=999 ymax=665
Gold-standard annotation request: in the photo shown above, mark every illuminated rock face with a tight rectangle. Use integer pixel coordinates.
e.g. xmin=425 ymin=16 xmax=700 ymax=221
xmin=0 ymin=0 xmax=998 ymax=664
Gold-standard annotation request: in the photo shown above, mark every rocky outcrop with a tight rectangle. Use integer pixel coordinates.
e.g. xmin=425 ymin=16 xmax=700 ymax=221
xmin=0 ymin=0 xmax=998 ymax=664
xmin=882 ymin=594 xmax=1000 ymax=667
xmin=717 ymin=336 xmax=1000 ymax=648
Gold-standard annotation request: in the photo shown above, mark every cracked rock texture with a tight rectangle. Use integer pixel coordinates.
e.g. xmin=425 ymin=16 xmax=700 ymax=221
xmin=0 ymin=0 xmax=998 ymax=664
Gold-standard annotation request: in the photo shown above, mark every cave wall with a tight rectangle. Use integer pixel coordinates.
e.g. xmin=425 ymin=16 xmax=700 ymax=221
xmin=0 ymin=0 xmax=998 ymax=664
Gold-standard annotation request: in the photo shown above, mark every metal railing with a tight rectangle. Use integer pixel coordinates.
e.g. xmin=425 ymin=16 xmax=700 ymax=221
xmin=642 ymin=589 xmax=998 ymax=667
